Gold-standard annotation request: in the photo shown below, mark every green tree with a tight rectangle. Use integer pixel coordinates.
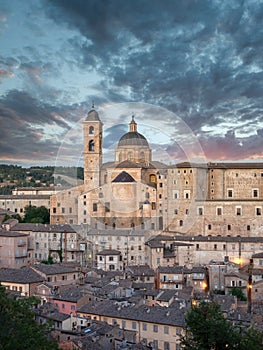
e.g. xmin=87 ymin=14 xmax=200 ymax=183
xmin=23 ymin=205 xmax=50 ymax=224
xmin=3 ymin=213 xmax=23 ymax=223
xmin=229 ymin=287 xmax=247 ymax=301
xmin=0 ymin=285 xmax=58 ymax=350
xmin=180 ymin=301 xmax=263 ymax=350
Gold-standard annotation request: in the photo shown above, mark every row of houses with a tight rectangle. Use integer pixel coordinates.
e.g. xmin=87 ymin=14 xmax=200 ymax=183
xmin=1 ymin=221 xmax=263 ymax=271
xmin=1 ymin=259 xmax=263 ymax=350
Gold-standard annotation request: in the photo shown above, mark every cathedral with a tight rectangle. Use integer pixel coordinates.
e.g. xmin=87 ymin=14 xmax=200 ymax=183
xmin=50 ymin=106 xmax=263 ymax=237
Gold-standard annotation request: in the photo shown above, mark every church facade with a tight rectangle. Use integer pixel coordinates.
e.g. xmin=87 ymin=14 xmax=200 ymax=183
xmin=50 ymin=107 xmax=263 ymax=237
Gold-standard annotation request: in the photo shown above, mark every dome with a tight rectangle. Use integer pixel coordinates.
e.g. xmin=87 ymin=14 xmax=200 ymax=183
xmin=118 ymin=131 xmax=149 ymax=147
xmin=85 ymin=107 xmax=101 ymax=121
xmin=117 ymin=116 xmax=149 ymax=147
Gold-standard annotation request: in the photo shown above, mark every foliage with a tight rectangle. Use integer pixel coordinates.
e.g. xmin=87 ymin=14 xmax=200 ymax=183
xmin=3 ymin=213 xmax=23 ymax=223
xmin=41 ymin=255 xmax=54 ymax=264
xmin=0 ymin=285 xmax=59 ymax=350
xmin=57 ymin=249 xmax=63 ymax=262
xmin=0 ymin=164 xmax=84 ymax=194
xmin=23 ymin=205 xmax=50 ymax=224
xmin=180 ymin=301 xmax=263 ymax=350
xmin=229 ymin=287 xmax=247 ymax=301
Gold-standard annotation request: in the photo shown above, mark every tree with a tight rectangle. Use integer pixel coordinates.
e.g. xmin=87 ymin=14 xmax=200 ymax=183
xmin=23 ymin=205 xmax=50 ymax=224
xmin=3 ymin=213 xmax=23 ymax=223
xmin=0 ymin=285 xmax=59 ymax=350
xmin=180 ymin=301 xmax=263 ymax=350
xmin=229 ymin=287 xmax=247 ymax=301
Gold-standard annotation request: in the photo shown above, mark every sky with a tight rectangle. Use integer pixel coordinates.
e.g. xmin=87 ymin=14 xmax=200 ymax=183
xmin=0 ymin=0 xmax=263 ymax=167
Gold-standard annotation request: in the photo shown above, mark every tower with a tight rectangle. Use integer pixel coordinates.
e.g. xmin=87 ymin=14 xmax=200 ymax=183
xmin=83 ymin=105 xmax=103 ymax=191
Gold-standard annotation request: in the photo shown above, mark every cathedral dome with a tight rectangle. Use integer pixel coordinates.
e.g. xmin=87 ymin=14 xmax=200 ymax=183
xmin=118 ymin=131 xmax=149 ymax=147
xmin=118 ymin=116 xmax=149 ymax=147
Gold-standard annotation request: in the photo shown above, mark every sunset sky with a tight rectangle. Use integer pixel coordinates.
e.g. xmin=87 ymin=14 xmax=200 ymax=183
xmin=1 ymin=0 xmax=263 ymax=166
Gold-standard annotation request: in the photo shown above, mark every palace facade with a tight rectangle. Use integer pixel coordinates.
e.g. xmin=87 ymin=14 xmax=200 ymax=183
xmin=50 ymin=107 xmax=263 ymax=237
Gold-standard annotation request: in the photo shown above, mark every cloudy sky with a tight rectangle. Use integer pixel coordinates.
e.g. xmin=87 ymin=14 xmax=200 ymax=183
xmin=1 ymin=0 xmax=263 ymax=167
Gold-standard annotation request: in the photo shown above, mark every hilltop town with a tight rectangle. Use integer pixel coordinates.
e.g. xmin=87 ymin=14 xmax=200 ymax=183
xmin=1 ymin=106 xmax=263 ymax=349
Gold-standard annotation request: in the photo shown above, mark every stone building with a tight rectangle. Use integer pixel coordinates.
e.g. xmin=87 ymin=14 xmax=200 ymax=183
xmin=0 ymin=231 xmax=32 ymax=268
xmin=0 ymin=187 xmax=58 ymax=218
xmin=49 ymin=106 xmax=263 ymax=239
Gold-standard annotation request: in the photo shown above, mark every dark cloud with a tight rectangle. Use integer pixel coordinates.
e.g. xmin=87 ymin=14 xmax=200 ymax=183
xmin=103 ymin=124 xmax=127 ymax=148
xmin=1 ymin=0 xmax=263 ymax=164
xmin=0 ymin=90 xmax=76 ymax=164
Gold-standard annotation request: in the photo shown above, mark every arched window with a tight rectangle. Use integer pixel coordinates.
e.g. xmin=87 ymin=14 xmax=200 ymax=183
xmin=89 ymin=126 xmax=94 ymax=134
xmin=127 ymin=152 xmax=133 ymax=161
xmin=112 ymin=222 xmax=116 ymax=229
xmin=149 ymin=174 xmax=156 ymax=183
xmin=89 ymin=140 xmax=94 ymax=151
xmin=140 ymin=151 xmax=145 ymax=160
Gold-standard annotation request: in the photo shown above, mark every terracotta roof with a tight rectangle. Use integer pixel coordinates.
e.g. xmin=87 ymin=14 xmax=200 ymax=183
xmin=32 ymin=263 xmax=77 ymax=275
xmin=0 ymin=267 xmax=44 ymax=283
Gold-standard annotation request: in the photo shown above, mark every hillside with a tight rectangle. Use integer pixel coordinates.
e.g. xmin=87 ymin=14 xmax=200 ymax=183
xmin=0 ymin=165 xmax=84 ymax=194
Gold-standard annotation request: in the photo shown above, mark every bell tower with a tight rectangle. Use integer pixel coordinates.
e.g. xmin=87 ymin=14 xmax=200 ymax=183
xmin=83 ymin=104 xmax=103 ymax=191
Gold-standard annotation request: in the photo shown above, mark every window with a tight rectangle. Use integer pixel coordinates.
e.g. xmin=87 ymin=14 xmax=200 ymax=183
xmin=71 ymin=305 xmax=75 ymax=310
xmin=217 ymin=207 xmax=222 ymax=215
xmin=214 ymin=244 xmax=217 ymax=250
xmin=152 ymin=202 xmax=156 ymax=210
xmin=208 ymin=224 xmax=212 ymax=230
xmin=62 ymin=303 xmax=65 ymax=309
xmin=109 ymin=256 xmax=114 ymax=261
xmin=89 ymin=140 xmax=94 ymax=151
xmin=198 ymin=207 xmax=203 ymax=216
xmin=174 ymin=209 xmax=178 ymax=215
xmin=150 ymin=174 xmax=156 ymax=183
xmin=179 ymin=220 xmax=183 ymax=227
xmin=164 ymin=326 xmax=169 ymax=334
xmin=196 ymin=244 xmax=199 ymax=250
xmin=185 ymin=209 xmax=189 ymax=215
xmin=247 ymin=225 xmax=250 ymax=231
xmin=253 ymin=189 xmax=259 ymax=198
xmin=236 ymin=207 xmax=242 ymax=216
xmin=184 ymin=190 xmax=190 ymax=199
xmin=122 ymin=320 xmax=126 ymax=328
xmin=89 ymin=126 xmax=94 ymax=134
xmin=153 ymin=325 xmax=158 ymax=333
xmin=227 ymin=189 xmax=233 ymax=197
xmin=93 ymin=203 xmax=98 ymax=212
xmin=164 ymin=342 xmax=170 ymax=350
xmin=53 ymin=208 xmax=56 ymax=214
xmin=176 ymin=328 xmax=182 ymax=335
xmin=256 ymin=207 xmax=262 ymax=216
xmin=132 ymin=321 xmax=136 ymax=330
xmin=173 ymin=191 xmax=179 ymax=199
xmin=228 ymin=224 xmax=231 ymax=230
xmin=142 ymin=323 xmax=147 ymax=331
